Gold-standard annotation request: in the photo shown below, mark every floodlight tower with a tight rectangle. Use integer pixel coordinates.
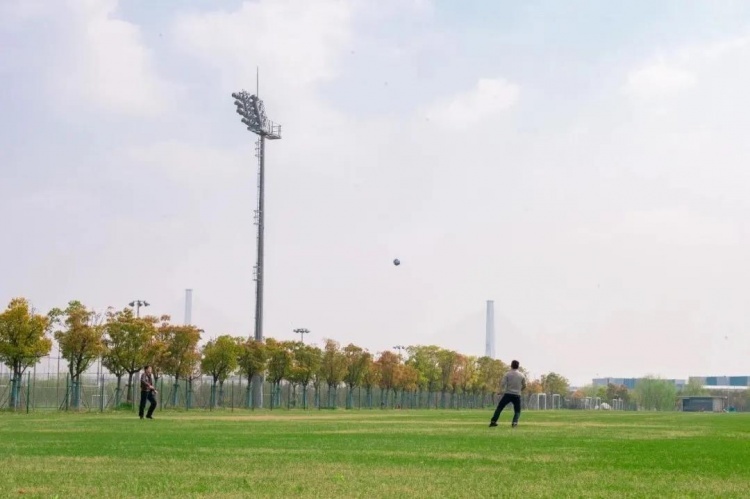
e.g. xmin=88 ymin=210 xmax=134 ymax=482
xmin=231 ymin=84 xmax=282 ymax=409
xmin=294 ymin=328 xmax=310 ymax=344
xmin=128 ymin=300 xmax=149 ymax=318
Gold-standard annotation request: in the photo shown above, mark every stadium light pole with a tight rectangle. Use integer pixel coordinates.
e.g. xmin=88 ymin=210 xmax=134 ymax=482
xmin=394 ymin=345 xmax=406 ymax=358
xmin=294 ymin=328 xmax=310 ymax=344
xmin=231 ymin=86 xmax=282 ymax=410
xmin=128 ymin=300 xmax=150 ymax=318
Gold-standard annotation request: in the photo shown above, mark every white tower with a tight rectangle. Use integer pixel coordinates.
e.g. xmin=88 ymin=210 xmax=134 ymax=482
xmin=184 ymin=289 xmax=193 ymax=325
xmin=485 ymin=300 xmax=495 ymax=358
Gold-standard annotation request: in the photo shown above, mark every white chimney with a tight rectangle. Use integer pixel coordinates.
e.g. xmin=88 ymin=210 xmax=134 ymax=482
xmin=185 ymin=289 xmax=193 ymax=325
xmin=485 ymin=300 xmax=495 ymax=358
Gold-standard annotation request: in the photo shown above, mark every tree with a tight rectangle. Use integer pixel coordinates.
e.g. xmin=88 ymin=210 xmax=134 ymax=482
xmin=51 ymin=301 xmax=105 ymax=409
xmin=102 ymin=308 xmax=157 ymax=406
xmin=288 ymin=342 xmax=322 ymax=409
xmin=156 ymin=318 xmax=201 ymax=407
xmin=376 ymin=350 xmax=401 ymax=407
xmin=476 ymin=357 xmax=508 ymax=407
xmin=361 ymin=353 xmax=378 ymax=409
xmin=526 ymin=379 xmax=544 ymax=395
xmin=680 ymin=378 xmax=708 ymax=396
xmin=634 ymin=377 xmax=678 ymax=411
xmin=266 ymin=338 xmax=293 ymax=409
xmin=541 ymin=372 xmax=570 ymax=396
xmin=185 ymin=346 xmax=204 ymax=410
xmin=454 ymin=355 xmax=478 ymax=408
xmin=394 ymin=363 xmax=419 ymax=408
xmin=144 ymin=316 xmax=171 ymax=384
xmin=237 ymin=338 xmax=267 ymax=409
xmin=320 ymin=339 xmax=347 ymax=408
xmin=0 ymin=298 xmax=53 ymax=410
xmin=342 ymin=344 xmax=368 ymax=409
xmin=406 ymin=345 xmax=441 ymax=408
xmin=437 ymin=349 xmax=458 ymax=408
xmin=201 ymin=335 xmax=239 ymax=407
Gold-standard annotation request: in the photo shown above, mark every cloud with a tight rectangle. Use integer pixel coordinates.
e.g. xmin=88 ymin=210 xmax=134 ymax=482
xmin=426 ymin=78 xmax=520 ymax=130
xmin=124 ymin=141 xmax=252 ymax=193
xmin=624 ymin=62 xmax=696 ymax=99
xmin=53 ymin=0 xmax=176 ymax=117
xmin=172 ymin=0 xmax=353 ymax=96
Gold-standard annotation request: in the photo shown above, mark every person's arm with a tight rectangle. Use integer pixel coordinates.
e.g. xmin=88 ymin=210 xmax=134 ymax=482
xmin=521 ymin=375 xmax=527 ymax=392
xmin=501 ymin=373 xmax=508 ymax=392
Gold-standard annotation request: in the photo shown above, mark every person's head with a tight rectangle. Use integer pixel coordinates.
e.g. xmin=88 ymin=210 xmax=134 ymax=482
xmin=144 ymin=365 xmax=152 ymax=374
xmin=511 ymin=360 xmax=520 ymax=370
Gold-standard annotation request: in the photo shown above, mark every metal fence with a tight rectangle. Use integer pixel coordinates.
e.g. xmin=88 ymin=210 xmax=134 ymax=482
xmin=0 ymin=356 xmax=642 ymax=413
xmin=0 ymin=370 xmax=645 ymax=413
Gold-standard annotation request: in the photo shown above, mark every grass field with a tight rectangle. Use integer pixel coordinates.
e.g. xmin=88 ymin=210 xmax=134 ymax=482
xmin=1 ymin=410 xmax=749 ymax=498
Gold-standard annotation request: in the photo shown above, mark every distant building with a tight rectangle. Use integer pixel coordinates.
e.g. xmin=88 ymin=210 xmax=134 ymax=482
xmin=689 ymin=376 xmax=750 ymax=388
xmin=592 ymin=377 xmax=686 ymax=390
xmin=678 ymin=396 xmax=727 ymax=412
xmin=593 ymin=376 xmax=750 ymax=391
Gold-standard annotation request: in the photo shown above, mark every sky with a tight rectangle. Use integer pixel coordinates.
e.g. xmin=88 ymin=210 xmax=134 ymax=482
xmin=2 ymin=0 xmax=750 ymax=385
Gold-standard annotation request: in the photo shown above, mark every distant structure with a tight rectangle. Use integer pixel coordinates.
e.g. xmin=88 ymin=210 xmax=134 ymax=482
xmin=485 ymin=300 xmax=495 ymax=358
xmin=184 ymin=289 xmax=193 ymax=325
xmin=678 ymin=396 xmax=727 ymax=412
xmin=593 ymin=377 xmax=686 ymax=390
xmin=689 ymin=376 xmax=750 ymax=388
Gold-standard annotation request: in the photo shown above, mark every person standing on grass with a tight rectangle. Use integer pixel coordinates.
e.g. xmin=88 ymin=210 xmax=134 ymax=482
xmin=139 ymin=365 xmax=158 ymax=420
xmin=489 ymin=360 xmax=526 ymax=428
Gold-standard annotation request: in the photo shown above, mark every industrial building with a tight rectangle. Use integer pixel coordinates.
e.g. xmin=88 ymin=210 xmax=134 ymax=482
xmin=688 ymin=376 xmax=750 ymax=388
xmin=592 ymin=377 xmax=687 ymax=390
xmin=593 ymin=376 xmax=750 ymax=391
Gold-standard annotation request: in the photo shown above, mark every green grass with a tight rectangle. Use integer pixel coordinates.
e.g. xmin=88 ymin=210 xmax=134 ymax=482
xmin=1 ymin=410 xmax=749 ymax=498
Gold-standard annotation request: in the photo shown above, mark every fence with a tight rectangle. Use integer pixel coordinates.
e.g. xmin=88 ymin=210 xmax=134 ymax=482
xmin=0 ymin=371 xmax=569 ymax=412
xmin=0 ymin=370 xmax=643 ymax=413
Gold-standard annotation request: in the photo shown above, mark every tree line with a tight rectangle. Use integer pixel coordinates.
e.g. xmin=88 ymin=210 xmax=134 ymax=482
xmin=0 ymin=297 xmax=574 ymax=411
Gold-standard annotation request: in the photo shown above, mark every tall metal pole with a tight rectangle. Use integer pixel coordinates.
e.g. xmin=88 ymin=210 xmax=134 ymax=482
xmin=253 ymin=135 xmax=266 ymax=408
xmin=231 ymin=84 xmax=281 ymax=411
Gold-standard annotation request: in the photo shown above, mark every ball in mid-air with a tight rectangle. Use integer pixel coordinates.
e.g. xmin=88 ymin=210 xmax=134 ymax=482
xmin=393 ymin=258 xmax=401 ymax=266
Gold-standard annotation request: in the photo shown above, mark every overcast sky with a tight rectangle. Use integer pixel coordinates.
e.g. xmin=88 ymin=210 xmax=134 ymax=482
xmin=3 ymin=0 xmax=750 ymax=385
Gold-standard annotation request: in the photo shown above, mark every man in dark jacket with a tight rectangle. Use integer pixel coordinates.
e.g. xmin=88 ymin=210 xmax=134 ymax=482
xmin=139 ymin=365 xmax=158 ymax=420
xmin=489 ymin=360 xmax=526 ymax=428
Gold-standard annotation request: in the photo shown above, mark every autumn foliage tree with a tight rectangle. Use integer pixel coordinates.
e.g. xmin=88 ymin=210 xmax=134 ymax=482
xmin=0 ymin=298 xmax=53 ymax=410
xmin=266 ymin=339 xmax=293 ymax=409
xmin=102 ymin=308 xmax=157 ymax=405
xmin=320 ymin=339 xmax=347 ymax=408
xmin=289 ymin=342 xmax=322 ymax=409
xmin=376 ymin=351 xmax=400 ymax=407
xmin=201 ymin=335 xmax=239 ymax=407
xmin=540 ymin=372 xmax=570 ymax=396
xmin=342 ymin=344 xmax=368 ymax=409
xmin=51 ymin=301 xmax=105 ymax=409
xmin=156 ymin=318 xmax=201 ymax=407
xmin=237 ymin=338 xmax=267 ymax=409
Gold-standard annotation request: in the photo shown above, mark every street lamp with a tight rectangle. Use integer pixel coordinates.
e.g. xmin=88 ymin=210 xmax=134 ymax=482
xmin=128 ymin=300 xmax=149 ymax=318
xmin=294 ymin=328 xmax=310 ymax=344
xmin=231 ymin=85 xmax=282 ymax=410
xmin=394 ymin=345 xmax=406 ymax=359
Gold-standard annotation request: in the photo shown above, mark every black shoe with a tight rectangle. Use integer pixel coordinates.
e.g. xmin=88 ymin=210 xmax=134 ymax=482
xmin=139 ymin=416 xmax=144 ymax=419
xmin=489 ymin=422 xmax=498 ymax=427
xmin=512 ymin=423 xmax=518 ymax=428
xmin=146 ymin=416 xmax=154 ymax=420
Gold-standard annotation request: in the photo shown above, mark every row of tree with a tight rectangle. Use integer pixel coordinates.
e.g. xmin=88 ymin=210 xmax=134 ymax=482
xmin=0 ymin=298 xmax=575 ymax=410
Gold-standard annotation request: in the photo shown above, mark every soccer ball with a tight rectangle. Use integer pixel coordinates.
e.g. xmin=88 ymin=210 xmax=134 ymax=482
xmin=393 ymin=259 xmax=401 ymax=266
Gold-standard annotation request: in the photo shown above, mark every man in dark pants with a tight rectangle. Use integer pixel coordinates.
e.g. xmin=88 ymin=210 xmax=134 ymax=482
xmin=489 ymin=359 xmax=527 ymax=428
xmin=139 ymin=365 xmax=158 ymax=420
